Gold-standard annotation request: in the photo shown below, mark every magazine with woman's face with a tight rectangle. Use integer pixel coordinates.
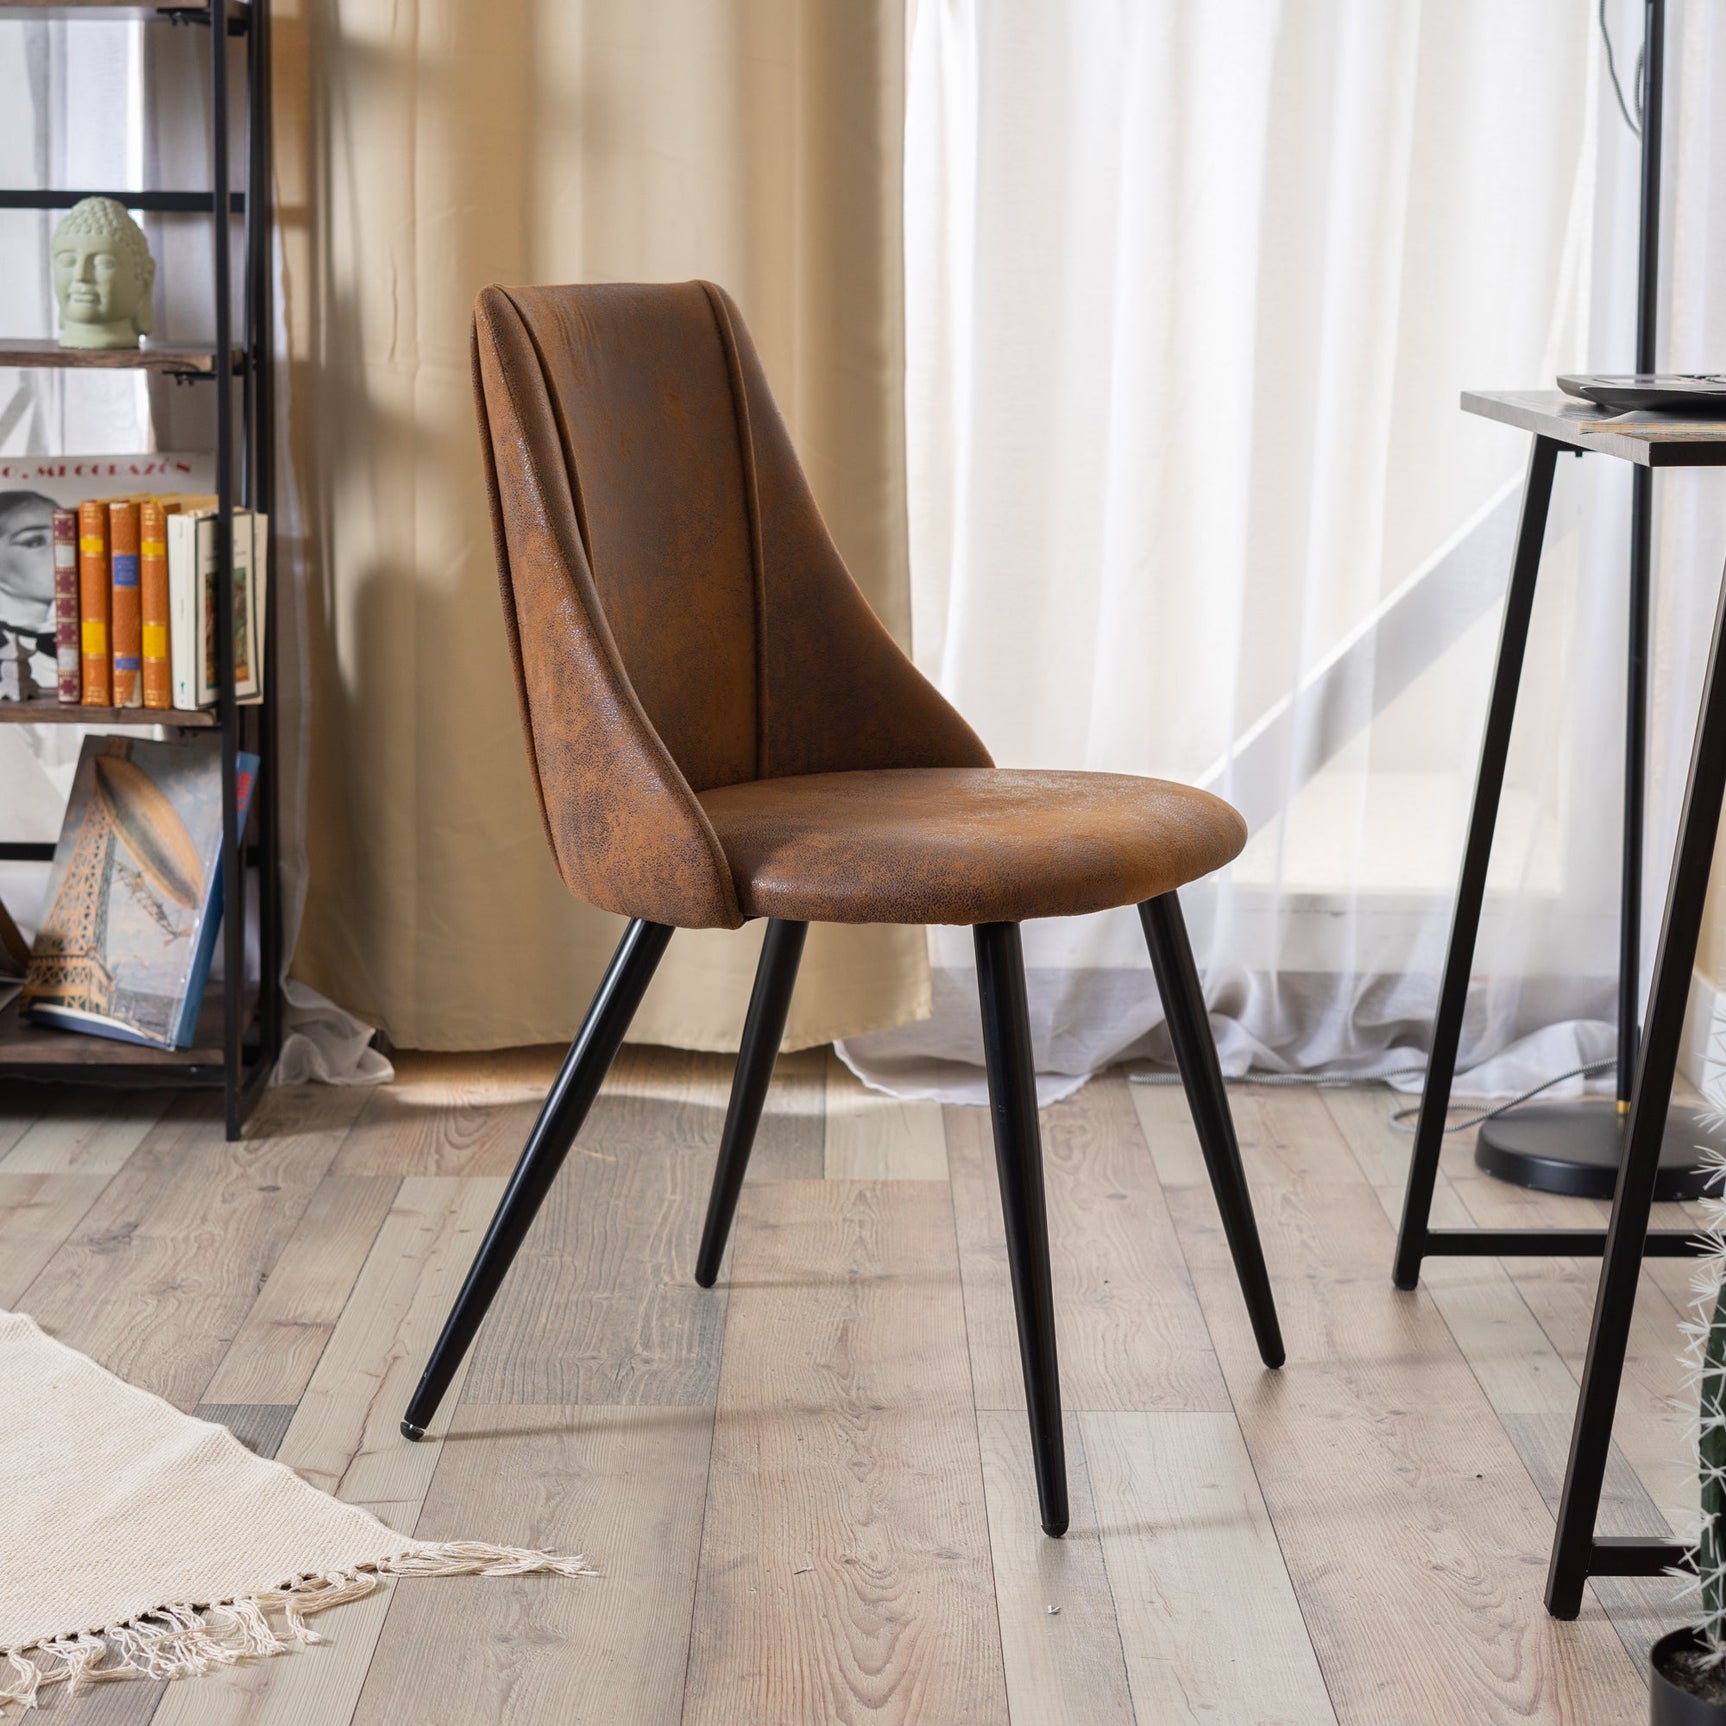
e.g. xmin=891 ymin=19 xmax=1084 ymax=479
xmin=0 ymin=490 xmax=56 ymax=700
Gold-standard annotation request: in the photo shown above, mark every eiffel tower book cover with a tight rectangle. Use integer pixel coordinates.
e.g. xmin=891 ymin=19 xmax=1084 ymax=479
xmin=21 ymin=736 xmax=258 ymax=1049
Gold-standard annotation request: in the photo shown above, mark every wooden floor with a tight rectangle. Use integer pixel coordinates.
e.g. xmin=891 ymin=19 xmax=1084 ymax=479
xmin=1 ymin=1049 xmax=1703 ymax=1724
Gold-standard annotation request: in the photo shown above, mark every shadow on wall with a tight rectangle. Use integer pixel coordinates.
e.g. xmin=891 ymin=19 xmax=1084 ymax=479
xmin=286 ymin=2 xmax=658 ymax=1049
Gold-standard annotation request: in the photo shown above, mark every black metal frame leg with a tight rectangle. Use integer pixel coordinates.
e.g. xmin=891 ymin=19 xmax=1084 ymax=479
xmin=974 ymin=921 xmax=1069 ymax=1537
xmin=1394 ymin=435 xmax=1560 ymax=1289
xmin=401 ymin=918 xmax=673 ymax=1439
xmin=1140 ymin=892 xmax=1284 ymax=1368
xmin=695 ymin=919 xmax=808 ymax=1287
xmin=1545 ymin=547 xmax=1726 ymax=1617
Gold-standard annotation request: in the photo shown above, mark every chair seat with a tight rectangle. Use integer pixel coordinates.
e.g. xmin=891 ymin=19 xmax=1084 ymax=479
xmin=697 ymin=768 xmax=1248 ymax=926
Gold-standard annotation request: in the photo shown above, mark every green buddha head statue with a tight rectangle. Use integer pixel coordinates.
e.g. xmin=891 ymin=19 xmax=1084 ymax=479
xmin=52 ymin=197 xmax=155 ymax=350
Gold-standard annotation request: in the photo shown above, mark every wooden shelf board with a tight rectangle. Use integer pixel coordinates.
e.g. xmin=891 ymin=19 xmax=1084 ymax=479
xmin=0 ymin=1 xmax=247 ymax=17
xmin=0 ymin=191 xmax=243 ymax=214
xmin=1462 ymin=389 xmax=1726 ymax=468
xmin=0 ymin=699 xmax=215 ymax=727
xmin=0 ymin=987 xmax=253 ymax=1071
xmin=0 ymin=340 xmax=242 ymax=375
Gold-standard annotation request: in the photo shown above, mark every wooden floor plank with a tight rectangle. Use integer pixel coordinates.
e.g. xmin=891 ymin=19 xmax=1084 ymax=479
xmin=351 ymin=1405 xmax=713 ymax=1726
xmin=684 ymin=1179 xmax=1008 ymax=1726
xmin=1322 ymin=1087 xmax=1582 ymax=1417
xmin=1131 ymin=1079 xmax=1366 ymax=1194
xmin=1502 ymin=1410 xmax=1689 ymax=1676
xmin=0 ymin=1171 xmax=107 ymax=1307
xmin=1325 ymin=1088 xmax=1701 ymax=1518
xmin=331 ymin=1044 xmax=824 ymax=1186
xmin=202 ymin=1174 xmax=401 ymax=1407
xmin=950 ymin=1074 xmax=1229 ymax=1414
xmin=1084 ymin=1410 xmax=1335 ymax=1725
xmin=153 ymin=1180 xmax=519 ymax=1726
xmin=1325 ymin=1086 xmax=1696 ymax=1672
xmin=0 ymin=1084 xmax=172 ymax=1176
xmin=0 ymin=1082 xmax=39 ymax=1163
xmin=750 ymin=1047 xmax=829 ymax=1181
xmin=277 ymin=1175 xmax=506 ymax=1505
xmin=1309 ymin=1081 xmax=1478 ymax=1192
xmin=975 ymin=1411 xmax=1135 ymax=1726
xmin=18 ymin=1065 xmax=1693 ymax=1726
xmin=35 ymin=1676 xmax=167 ymax=1725
xmin=192 ymin=1402 xmax=297 ymax=1460
xmin=1447 ymin=1136 xmax=1696 ymax=1525
xmin=18 ymin=1088 xmax=366 ymax=1409
xmin=609 ymin=1044 xmax=827 ymax=1182
xmin=459 ymin=1085 xmax=728 ymax=1408
xmin=330 ymin=1049 xmax=550 ymax=1178
xmin=824 ymin=1050 xmax=947 ymax=1180
xmin=1159 ymin=1091 xmax=1648 ymax=1724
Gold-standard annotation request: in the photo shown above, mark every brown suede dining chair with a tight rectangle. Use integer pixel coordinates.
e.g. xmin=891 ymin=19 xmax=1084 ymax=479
xmin=401 ymin=280 xmax=1284 ymax=1537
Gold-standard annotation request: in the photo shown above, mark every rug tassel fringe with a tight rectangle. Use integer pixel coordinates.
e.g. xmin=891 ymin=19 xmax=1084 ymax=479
xmin=0 ymin=1543 xmax=594 ymax=1715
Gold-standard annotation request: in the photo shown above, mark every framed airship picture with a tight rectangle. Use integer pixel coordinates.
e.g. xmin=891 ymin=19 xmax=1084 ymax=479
xmin=21 ymin=735 xmax=257 ymax=1049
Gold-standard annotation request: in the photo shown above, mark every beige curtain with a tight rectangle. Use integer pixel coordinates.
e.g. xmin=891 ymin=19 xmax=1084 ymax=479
xmin=275 ymin=0 xmax=928 ymax=1051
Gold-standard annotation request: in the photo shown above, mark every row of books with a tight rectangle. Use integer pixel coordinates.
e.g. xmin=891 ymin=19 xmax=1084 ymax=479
xmin=57 ymin=497 xmax=268 ymax=711
xmin=0 ymin=454 xmax=266 ymax=711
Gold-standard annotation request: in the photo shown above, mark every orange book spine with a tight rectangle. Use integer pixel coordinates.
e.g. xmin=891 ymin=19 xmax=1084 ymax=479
xmin=109 ymin=501 xmax=142 ymax=708
xmin=77 ymin=500 xmax=111 ymax=706
xmin=139 ymin=500 xmax=172 ymax=710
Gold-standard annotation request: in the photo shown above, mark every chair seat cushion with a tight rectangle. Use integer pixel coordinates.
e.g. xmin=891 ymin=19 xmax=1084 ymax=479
xmin=697 ymin=768 xmax=1247 ymax=926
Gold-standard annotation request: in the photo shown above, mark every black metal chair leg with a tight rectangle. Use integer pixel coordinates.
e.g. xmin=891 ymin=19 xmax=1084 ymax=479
xmin=1394 ymin=436 xmax=1558 ymax=1289
xmin=695 ymin=919 xmax=808 ymax=1287
xmin=974 ymin=921 xmax=1069 ymax=1538
xmin=1140 ymin=892 xmax=1284 ymax=1368
xmin=401 ymin=918 xmax=673 ymax=1440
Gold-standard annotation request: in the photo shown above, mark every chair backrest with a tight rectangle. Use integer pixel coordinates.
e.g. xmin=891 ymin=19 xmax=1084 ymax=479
xmin=472 ymin=280 xmax=991 ymax=928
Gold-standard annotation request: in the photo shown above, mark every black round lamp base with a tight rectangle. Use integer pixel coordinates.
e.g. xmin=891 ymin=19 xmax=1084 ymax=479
xmin=1474 ymin=1100 xmax=1722 ymax=1201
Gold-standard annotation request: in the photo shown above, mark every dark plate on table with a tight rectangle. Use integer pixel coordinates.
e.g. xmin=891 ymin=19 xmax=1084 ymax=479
xmin=1558 ymin=373 xmax=1726 ymax=415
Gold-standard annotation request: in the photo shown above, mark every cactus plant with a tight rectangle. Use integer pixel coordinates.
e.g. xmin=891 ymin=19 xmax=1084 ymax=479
xmin=1655 ymin=1153 xmax=1726 ymax=1717
xmin=1677 ymin=1138 xmax=1726 ymax=1671
xmin=1699 ymin=1266 xmax=1726 ymax=1659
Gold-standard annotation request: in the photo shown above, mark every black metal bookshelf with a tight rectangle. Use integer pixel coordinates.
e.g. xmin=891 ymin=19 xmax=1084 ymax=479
xmin=0 ymin=0 xmax=279 ymax=1139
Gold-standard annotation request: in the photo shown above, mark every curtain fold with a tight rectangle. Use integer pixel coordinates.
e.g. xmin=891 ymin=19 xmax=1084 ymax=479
xmin=280 ymin=0 xmax=926 ymax=1051
xmin=1655 ymin=1 xmax=1726 ymax=1093
xmin=845 ymin=0 xmax=1624 ymax=1100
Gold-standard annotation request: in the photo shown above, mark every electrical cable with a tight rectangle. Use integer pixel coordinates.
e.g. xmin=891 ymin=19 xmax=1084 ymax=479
xmin=1129 ymin=1055 xmax=1618 ymax=1137
xmin=1125 ymin=1066 xmax=1360 ymax=1089
xmin=1385 ymin=1057 xmax=1616 ymax=1135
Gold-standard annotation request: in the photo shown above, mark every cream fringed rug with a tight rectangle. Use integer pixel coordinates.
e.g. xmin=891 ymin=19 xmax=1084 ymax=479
xmin=0 ymin=1311 xmax=592 ymax=1713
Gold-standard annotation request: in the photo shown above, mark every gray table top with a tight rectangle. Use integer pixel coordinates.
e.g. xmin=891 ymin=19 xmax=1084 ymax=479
xmin=1463 ymin=389 xmax=1726 ymax=467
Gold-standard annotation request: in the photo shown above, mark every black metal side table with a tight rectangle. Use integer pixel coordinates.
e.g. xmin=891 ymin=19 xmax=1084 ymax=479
xmin=1394 ymin=389 xmax=1726 ymax=1618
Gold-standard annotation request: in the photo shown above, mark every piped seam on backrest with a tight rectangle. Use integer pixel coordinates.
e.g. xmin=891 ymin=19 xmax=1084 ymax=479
xmin=478 ymin=288 xmax=743 ymax=924
xmin=700 ymin=282 xmax=771 ymax=783
xmin=506 ymin=291 xmax=598 ymax=581
xmin=471 ymin=311 xmax=558 ymax=864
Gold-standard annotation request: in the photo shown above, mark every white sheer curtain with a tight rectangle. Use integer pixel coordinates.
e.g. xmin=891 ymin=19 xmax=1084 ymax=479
xmin=843 ymin=0 xmax=1652 ymax=1101
xmin=1650 ymin=0 xmax=1726 ymax=1093
xmin=0 ymin=20 xmax=151 ymax=930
